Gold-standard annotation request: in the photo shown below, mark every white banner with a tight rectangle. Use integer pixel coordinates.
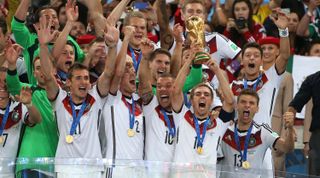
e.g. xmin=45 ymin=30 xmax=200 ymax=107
xmin=292 ymin=55 xmax=320 ymax=118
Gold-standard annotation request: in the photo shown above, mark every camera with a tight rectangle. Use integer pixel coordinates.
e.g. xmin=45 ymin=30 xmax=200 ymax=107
xmin=235 ymin=17 xmax=247 ymax=30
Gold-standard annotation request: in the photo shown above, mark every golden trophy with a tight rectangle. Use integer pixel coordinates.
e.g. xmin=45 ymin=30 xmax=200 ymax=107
xmin=185 ymin=16 xmax=210 ymax=65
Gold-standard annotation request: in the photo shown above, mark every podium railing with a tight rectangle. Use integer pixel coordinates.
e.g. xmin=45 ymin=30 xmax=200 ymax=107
xmin=0 ymin=158 xmax=315 ymax=178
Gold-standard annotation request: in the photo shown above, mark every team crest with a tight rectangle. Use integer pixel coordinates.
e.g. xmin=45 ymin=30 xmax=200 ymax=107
xmin=11 ymin=110 xmax=20 ymax=122
xmin=249 ymin=137 xmax=256 ymax=147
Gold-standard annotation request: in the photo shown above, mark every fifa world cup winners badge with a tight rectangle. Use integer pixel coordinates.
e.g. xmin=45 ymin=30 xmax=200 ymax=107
xmin=185 ymin=16 xmax=210 ymax=65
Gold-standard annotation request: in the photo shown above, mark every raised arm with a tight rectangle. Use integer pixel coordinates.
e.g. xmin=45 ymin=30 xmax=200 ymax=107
xmin=5 ymin=42 xmax=25 ymax=95
xmin=155 ymin=0 xmax=174 ymax=50
xmin=271 ymin=9 xmax=290 ymax=74
xmin=274 ymin=111 xmax=295 ymax=153
xmin=109 ymin=26 xmax=135 ymax=94
xmin=106 ymin=0 xmax=130 ymax=26
xmin=96 ymin=23 xmax=119 ymax=97
xmin=15 ymin=86 xmax=42 ymax=125
xmin=171 ymin=23 xmax=183 ymax=77
xmin=171 ymin=49 xmax=194 ymax=112
xmin=138 ymin=39 xmax=156 ymax=104
xmin=52 ymin=0 xmax=78 ymax=60
xmin=296 ymin=1 xmax=319 ymax=37
xmin=205 ymin=59 xmax=234 ymax=112
xmin=34 ymin=17 xmax=60 ymax=100
xmin=14 ymin=0 xmax=30 ymax=21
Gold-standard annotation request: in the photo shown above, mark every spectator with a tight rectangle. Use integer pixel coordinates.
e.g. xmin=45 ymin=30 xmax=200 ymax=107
xmin=224 ymin=0 xmax=266 ymax=48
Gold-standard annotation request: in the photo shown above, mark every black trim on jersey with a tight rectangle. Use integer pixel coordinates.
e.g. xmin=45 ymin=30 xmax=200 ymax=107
xmin=7 ymin=69 xmax=17 ymax=75
xmin=16 ymin=123 xmax=27 ymax=158
xmin=54 ymin=111 xmax=60 ymax=136
xmin=262 ymin=123 xmax=273 ymax=133
xmin=14 ymin=16 xmax=25 ymax=23
xmin=96 ymin=83 xmax=105 ymax=98
xmin=142 ymin=116 xmax=146 ymax=160
xmin=111 ymin=106 xmax=116 ymax=160
xmin=173 ymin=103 xmax=183 ymax=114
xmin=219 ymin=108 xmax=235 ymax=123
xmin=49 ymin=89 xmax=60 ymax=102
xmin=109 ymin=91 xmax=117 ymax=96
xmin=216 ymin=136 xmax=221 ymax=151
xmin=269 ymin=88 xmax=276 ymax=116
xmin=273 ymin=137 xmax=281 ymax=151
xmin=97 ymin=109 xmax=101 ymax=130
xmin=275 ymin=64 xmax=285 ymax=76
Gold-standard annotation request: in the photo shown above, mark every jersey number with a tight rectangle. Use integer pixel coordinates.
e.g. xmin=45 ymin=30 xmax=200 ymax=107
xmin=2 ymin=133 xmax=8 ymax=147
xmin=234 ymin=154 xmax=243 ymax=167
xmin=164 ymin=130 xmax=174 ymax=145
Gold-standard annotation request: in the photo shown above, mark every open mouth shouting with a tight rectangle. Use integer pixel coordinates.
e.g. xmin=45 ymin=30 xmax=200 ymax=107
xmin=160 ymin=94 xmax=170 ymax=103
xmin=243 ymin=110 xmax=250 ymax=119
xmin=248 ymin=63 xmax=255 ymax=68
xmin=198 ymin=100 xmax=206 ymax=109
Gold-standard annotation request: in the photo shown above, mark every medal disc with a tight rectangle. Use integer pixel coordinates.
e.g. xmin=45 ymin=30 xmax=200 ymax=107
xmin=127 ymin=129 xmax=135 ymax=137
xmin=242 ymin=161 xmax=251 ymax=169
xmin=65 ymin=135 xmax=74 ymax=144
xmin=0 ymin=136 xmax=4 ymax=144
xmin=197 ymin=147 xmax=203 ymax=154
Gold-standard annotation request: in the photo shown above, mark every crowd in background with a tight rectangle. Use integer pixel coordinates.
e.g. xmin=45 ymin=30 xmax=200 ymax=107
xmin=0 ymin=0 xmax=320 ymax=177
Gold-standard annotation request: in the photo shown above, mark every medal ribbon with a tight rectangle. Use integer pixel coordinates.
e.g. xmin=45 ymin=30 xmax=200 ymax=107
xmin=193 ymin=115 xmax=210 ymax=148
xmin=124 ymin=97 xmax=135 ymax=130
xmin=69 ymin=96 xmax=87 ymax=136
xmin=0 ymin=102 xmax=10 ymax=136
xmin=129 ymin=47 xmax=142 ymax=72
xmin=234 ymin=122 xmax=253 ymax=162
xmin=160 ymin=108 xmax=175 ymax=137
xmin=243 ymin=74 xmax=262 ymax=91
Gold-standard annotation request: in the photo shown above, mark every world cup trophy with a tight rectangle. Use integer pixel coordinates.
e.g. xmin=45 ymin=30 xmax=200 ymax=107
xmin=185 ymin=16 xmax=210 ymax=65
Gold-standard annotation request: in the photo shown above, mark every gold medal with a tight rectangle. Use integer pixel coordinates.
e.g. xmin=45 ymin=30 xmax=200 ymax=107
xmin=65 ymin=135 xmax=74 ymax=144
xmin=127 ymin=129 xmax=135 ymax=137
xmin=242 ymin=161 xmax=251 ymax=169
xmin=0 ymin=136 xmax=4 ymax=144
xmin=197 ymin=147 xmax=203 ymax=154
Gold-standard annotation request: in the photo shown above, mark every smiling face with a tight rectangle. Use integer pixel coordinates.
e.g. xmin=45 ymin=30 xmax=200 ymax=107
xmin=68 ymin=69 xmax=91 ymax=102
xmin=234 ymin=1 xmax=250 ymax=20
xmin=190 ymin=85 xmax=213 ymax=118
xmin=149 ymin=53 xmax=171 ymax=81
xmin=56 ymin=44 xmax=75 ymax=73
xmin=237 ymin=94 xmax=259 ymax=125
xmin=241 ymin=47 xmax=262 ymax=79
xmin=261 ymin=43 xmax=279 ymax=64
xmin=156 ymin=76 xmax=174 ymax=110
xmin=128 ymin=17 xmax=147 ymax=49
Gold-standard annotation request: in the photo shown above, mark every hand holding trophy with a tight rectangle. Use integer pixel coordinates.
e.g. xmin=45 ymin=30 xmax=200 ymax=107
xmin=185 ymin=16 xmax=210 ymax=65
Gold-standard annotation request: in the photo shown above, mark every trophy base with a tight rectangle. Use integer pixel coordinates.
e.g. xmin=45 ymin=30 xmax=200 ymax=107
xmin=193 ymin=52 xmax=210 ymax=65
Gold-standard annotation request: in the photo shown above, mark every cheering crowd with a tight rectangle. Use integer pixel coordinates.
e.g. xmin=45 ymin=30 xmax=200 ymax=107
xmin=0 ymin=0 xmax=320 ymax=177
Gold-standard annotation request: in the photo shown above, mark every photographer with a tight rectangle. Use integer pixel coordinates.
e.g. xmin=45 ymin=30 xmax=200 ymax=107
xmin=223 ymin=0 xmax=266 ymax=47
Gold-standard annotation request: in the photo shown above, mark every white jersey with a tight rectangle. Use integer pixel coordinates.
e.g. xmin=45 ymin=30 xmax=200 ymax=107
xmin=231 ymin=65 xmax=283 ymax=125
xmin=172 ymin=104 xmax=229 ymax=164
xmin=53 ymin=86 xmax=106 ymax=159
xmin=143 ymin=96 xmax=178 ymax=162
xmin=219 ymin=121 xmax=279 ymax=178
xmin=169 ymin=32 xmax=241 ymax=65
xmin=0 ymin=100 xmax=28 ymax=158
xmin=103 ymin=91 xmax=144 ymax=160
